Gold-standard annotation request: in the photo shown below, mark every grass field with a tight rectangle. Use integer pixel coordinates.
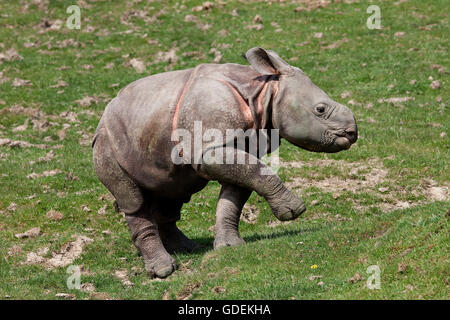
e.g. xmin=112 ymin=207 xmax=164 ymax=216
xmin=0 ymin=0 xmax=448 ymax=300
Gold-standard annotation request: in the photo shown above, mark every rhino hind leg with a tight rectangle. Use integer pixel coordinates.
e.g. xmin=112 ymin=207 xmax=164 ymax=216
xmin=154 ymin=199 xmax=199 ymax=253
xmin=214 ymin=183 xmax=251 ymax=249
xmin=126 ymin=197 xmax=198 ymax=278
xmin=159 ymin=222 xmax=199 ymax=253
xmin=92 ymin=128 xmax=144 ymax=214
xmin=125 ymin=208 xmax=177 ymax=278
xmin=94 ymin=129 xmax=180 ymax=278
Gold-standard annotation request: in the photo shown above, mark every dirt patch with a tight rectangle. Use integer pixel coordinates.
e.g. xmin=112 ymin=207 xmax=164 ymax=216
xmin=154 ymin=47 xmax=179 ymax=69
xmin=0 ymin=138 xmax=47 ymax=149
xmin=378 ymin=96 xmax=415 ymax=104
xmin=125 ymin=58 xmax=146 ymax=73
xmin=267 ymin=220 xmax=293 ymax=228
xmin=23 ymin=235 xmax=93 ymax=269
xmin=55 ymin=293 xmax=75 ymax=300
xmin=75 ymin=96 xmax=100 ymax=107
xmin=0 ymin=48 xmax=23 ymax=62
xmin=27 ymin=169 xmax=62 ymax=179
xmin=176 ymin=282 xmax=201 ymax=300
xmin=284 ymin=158 xmax=388 ymax=195
xmin=304 ymin=211 xmax=353 ymax=222
xmin=15 ymin=227 xmax=41 ymax=239
xmin=282 ymin=158 xmax=449 ymax=212
xmin=24 ymin=247 xmax=49 ymax=264
xmin=0 ymin=106 xmax=72 ymax=147
xmin=212 ymin=286 xmax=226 ymax=294
xmin=7 ymin=202 xmax=17 ymax=212
xmin=47 ymin=235 xmax=93 ymax=268
xmin=12 ymin=119 xmax=29 ymax=132
xmin=427 ymin=186 xmax=448 ymax=201
xmin=241 ymin=203 xmax=259 ymax=224
xmin=89 ymin=292 xmax=114 ymax=300
xmin=45 ymin=209 xmax=64 ymax=220
xmin=12 ymin=78 xmax=33 ymax=87
xmin=349 ymin=272 xmax=364 ymax=283
xmin=32 ymin=118 xmax=51 ymax=132
xmin=59 ymin=111 xmax=79 ymax=123
xmin=0 ymin=105 xmax=43 ymax=118
xmin=29 ymin=150 xmax=54 ymax=165
xmin=78 ymin=132 xmax=94 ymax=146
xmin=114 ymin=270 xmax=134 ymax=287
xmin=97 ymin=205 xmax=108 ymax=215
xmin=8 ymin=245 xmax=22 ymax=256
xmin=80 ymin=283 xmax=96 ymax=293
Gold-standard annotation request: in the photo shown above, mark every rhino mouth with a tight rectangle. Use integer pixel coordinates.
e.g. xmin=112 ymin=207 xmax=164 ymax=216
xmin=318 ymin=129 xmax=351 ymax=152
xmin=334 ymin=136 xmax=351 ymax=149
xmin=284 ymin=129 xmax=352 ymax=153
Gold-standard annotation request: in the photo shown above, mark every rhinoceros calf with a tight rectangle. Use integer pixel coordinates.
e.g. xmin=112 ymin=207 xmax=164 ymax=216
xmin=93 ymin=47 xmax=357 ymax=278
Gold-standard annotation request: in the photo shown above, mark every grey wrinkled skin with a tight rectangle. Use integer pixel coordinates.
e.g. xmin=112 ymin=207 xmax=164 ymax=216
xmin=92 ymin=47 xmax=357 ymax=278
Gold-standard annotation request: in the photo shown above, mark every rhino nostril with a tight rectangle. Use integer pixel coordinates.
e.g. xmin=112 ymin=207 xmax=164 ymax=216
xmin=344 ymin=128 xmax=357 ymax=143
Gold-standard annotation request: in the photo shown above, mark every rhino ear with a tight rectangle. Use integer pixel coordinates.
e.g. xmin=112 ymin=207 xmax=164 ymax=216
xmin=245 ymin=47 xmax=293 ymax=75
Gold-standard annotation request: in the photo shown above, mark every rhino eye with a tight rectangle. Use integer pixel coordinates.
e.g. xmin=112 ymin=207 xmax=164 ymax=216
xmin=315 ymin=104 xmax=326 ymax=114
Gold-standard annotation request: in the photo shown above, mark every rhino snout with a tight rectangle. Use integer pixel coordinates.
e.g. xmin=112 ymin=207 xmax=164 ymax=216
xmin=344 ymin=126 xmax=358 ymax=144
xmin=330 ymin=104 xmax=358 ymax=148
xmin=331 ymin=125 xmax=357 ymax=150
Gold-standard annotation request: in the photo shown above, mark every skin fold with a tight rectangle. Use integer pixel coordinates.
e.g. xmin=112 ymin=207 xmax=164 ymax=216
xmin=92 ymin=47 xmax=358 ymax=278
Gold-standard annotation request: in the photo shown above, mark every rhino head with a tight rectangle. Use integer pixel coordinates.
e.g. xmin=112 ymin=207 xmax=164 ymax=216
xmin=246 ymin=47 xmax=357 ymax=153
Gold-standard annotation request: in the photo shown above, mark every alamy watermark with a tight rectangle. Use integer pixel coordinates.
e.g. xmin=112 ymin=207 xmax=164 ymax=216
xmin=367 ymin=5 xmax=381 ymax=30
xmin=66 ymin=265 xmax=81 ymax=290
xmin=66 ymin=5 xmax=81 ymax=30
xmin=171 ymin=121 xmax=280 ymax=175
xmin=366 ymin=265 xmax=381 ymax=290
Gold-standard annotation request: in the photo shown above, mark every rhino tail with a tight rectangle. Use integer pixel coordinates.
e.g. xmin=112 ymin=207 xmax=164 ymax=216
xmin=92 ymin=132 xmax=99 ymax=148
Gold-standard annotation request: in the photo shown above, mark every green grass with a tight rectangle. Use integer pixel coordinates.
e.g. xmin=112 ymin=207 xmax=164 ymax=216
xmin=0 ymin=0 xmax=448 ymax=299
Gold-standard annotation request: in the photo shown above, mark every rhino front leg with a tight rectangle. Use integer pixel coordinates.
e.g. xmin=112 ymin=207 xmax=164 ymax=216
xmin=214 ymin=184 xmax=252 ymax=249
xmin=125 ymin=210 xmax=177 ymax=278
xmin=198 ymin=147 xmax=306 ymax=222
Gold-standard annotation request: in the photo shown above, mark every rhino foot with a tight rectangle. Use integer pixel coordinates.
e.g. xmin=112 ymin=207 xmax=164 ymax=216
xmin=267 ymin=187 xmax=306 ymax=221
xmin=214 ymin=235 xmax=246 ymax=249
xmin=159 ymin=223 xmax=199 ymax=253
xmin=144 ymin=254 xmax=177 ymax=279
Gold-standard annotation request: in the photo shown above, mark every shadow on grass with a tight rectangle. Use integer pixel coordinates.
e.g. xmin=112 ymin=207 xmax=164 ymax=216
xmin=190 ymin=226 xmax=320 ymax=255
